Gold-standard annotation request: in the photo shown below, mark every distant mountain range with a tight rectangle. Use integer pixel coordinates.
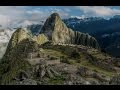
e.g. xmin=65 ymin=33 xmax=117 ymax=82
xmin=63 ymin=15 xmax=120 ymax=57
xmin=63 ymin=15 xmax=120 ymax=34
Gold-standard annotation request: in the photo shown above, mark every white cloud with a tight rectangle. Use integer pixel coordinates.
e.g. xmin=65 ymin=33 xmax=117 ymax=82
xmin=27 ymin=10 xmax=44 ymax=14
xmin=0 ymin=15 xmax=11 ymax=27
xmin=0 ymin=6 xmax=29 ymax=28
xmin=1 ymin=6 xmax=120 ymax=28
xmin=18 ymin=20 xmax=34 ymax=27
xmin=71 ymin=15 xmax=86 ymax=19
xmin=50 ymin=8 xmax=69 ymax=18
xmin=0 ymin=6 xmax=70 ymax=28
xmin=64 ymin=8 xmax=71 ymax=12
xmin=76 ymin=6 xmax=120 ymax=17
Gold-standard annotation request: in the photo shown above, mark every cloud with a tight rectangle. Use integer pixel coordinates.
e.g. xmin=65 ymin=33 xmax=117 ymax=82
xmin=2 ymin=6 xmax=120 ymax=28
xmin=26 ymin=8 xmax=69 ymax=22
xmin=64 ymin=8 xmax=71 ymax=12
xmin=27 ymin=10 xmax=44 ymax=14
xmin=76 ymin=6 xmax=120 ymax=17
xmin=0 ymin=6 xmax=70 ymax=28
xmin=50 ymin=8 xmax=70 ymax=18
xmin=18 ymin=20 xmax=35 ymax=27
xmin=0 ymin=6 xmax=29 ymax=28
xmin=71 ymin=15 xmax=86 ymax=19
xmin=0 ymin=15 xmax=11 ymax=27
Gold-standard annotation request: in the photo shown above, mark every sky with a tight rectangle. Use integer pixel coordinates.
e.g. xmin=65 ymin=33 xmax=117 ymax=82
xmin=0 ymin=6 xmax=120 ymax=28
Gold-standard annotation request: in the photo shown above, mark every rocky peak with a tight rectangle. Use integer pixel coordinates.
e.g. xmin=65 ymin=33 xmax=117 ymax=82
xmin=11 ymin=28 xmax=30 ymax=45
xmin=40 ymin=13 xmax=99 ymax=49
xmin=5 ymin=28 xmax=31 ymax=55
xmin=40 ymin=13 xmax=67 ymax=40
xmin=50 ymin=13 xmax=60 ymax=20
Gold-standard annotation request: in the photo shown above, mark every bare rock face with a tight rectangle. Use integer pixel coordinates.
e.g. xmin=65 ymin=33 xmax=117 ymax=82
xmin=32 ymin=34 xmax=48 ymax=45
xmin=40 ymin=13 xmax=99 ymax=49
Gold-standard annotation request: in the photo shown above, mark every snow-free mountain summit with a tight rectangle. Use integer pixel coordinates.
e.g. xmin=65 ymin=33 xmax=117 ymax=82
xmin=40 ymin=13 xmax=99 ymax=49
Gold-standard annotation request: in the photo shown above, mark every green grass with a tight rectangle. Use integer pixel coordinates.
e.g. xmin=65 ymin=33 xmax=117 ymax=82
xmin=48 ymin=75 xmax=66 ymax=85
xmin=76 ymin=60 xmax=115 ymax=77
xmin=0 ymin=58 xmax=31 ymax=85
xmin=44 ymin=49 xmax=77 ymax=65
xmin=0 ymin=39 xmax=36 ymax=85
xmin=44 ymin=49 xmax=67 ymax=58
xmin=41 ymin=43 xmax=80 ymax=58
xmin=43 ymin=44 xmax=116 ymax=77
xmin=87 ymin=48 xmax=111 ymax=60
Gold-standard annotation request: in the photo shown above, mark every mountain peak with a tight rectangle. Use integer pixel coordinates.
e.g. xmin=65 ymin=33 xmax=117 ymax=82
xmin=40 ymin=13 xmax=64 ymax=39
xmin=5 ymin=28 xmax=31 ymax=53
xmin=40 ymin=13 xmax=99 ymax=49
xmin=50 ymin=13 xmax=60 ymax=18
xmin=47 ymin=13 xmax=61 ymax=23
xmin=48 ymin=13 xmax=61 ymax=23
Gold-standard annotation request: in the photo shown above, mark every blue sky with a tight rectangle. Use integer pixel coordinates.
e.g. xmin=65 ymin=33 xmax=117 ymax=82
xmin=0 ymin=6 xmax=120 ymax=28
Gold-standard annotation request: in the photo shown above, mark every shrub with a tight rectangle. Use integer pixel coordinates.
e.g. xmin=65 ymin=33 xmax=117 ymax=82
xmin=47 ymin=55 xmax=50 ymax=58
xmin=49 ymin=57 xmax=57 ymax=60
xmin=76 ymin=59 xmax=81 ymax=63
xmin=60 ymin=56 xmax=70 ymax=64
xmin=69 ymin=49 xmax=80 ymax=59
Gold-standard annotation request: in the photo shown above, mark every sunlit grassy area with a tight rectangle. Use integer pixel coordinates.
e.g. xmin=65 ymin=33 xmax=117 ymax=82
xmin=43 ymin=45 xmax=115 ymax=77
xmin=41 ymin=43 xmax=116 ymax=77
xmin=44 ymin=49 xmax=67 ymax=58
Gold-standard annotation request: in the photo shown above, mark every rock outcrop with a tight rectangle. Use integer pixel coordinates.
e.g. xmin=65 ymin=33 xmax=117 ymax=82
xmin=32 ymin=34 xmax=48 ymax=45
